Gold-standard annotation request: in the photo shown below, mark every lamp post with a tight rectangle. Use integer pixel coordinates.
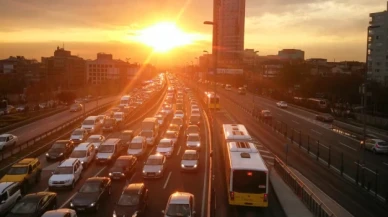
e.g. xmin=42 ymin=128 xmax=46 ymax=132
xmin=203 ymin=50 xmax=209 ymax=92
xmin=203 ymin=21 xmax=218 ymax=96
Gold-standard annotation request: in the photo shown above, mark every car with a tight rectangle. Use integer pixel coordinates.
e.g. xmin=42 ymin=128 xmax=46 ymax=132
xmin=70 ymin=104 xmax=83 ymax=112
xmin=188 ymin=115 xmax=201 ymax=126
xmin=155 ymin=114 xmax=165 ymax=125
xmin=45 ymin=140 xmax=74 ymax=161
xmin=69 ymin=128 xmax=88 ymax=144
xmin=161 ymin=104 xmax=173 ymax=114
xmin=361 ymin=139 xmax=388 ymax=154
xmin=181 ymin=150 xmax=200 ymax=172
xmin=42 ymin=209 xmax=77 ymax=217
xmin=48 ymin=158 xmax=83 ymax=190
xmin=96 ymin=138 xmax=121 ymax=164
xmin=238 ymin=87 xmax=246 ymax=95
xmin=176 ymin=103 xmax=185 ymax=111
xmin=168 ymin=124 xmax=182 ymax=135
xmin=162 ymin=192 xmax=196 ymax=217
xmin=315 ymin=114 xmax=334 ymax=122
xmin=260 ymin=110 xmax=272 ymax=120
xmin=109 ymin=155 xmax=137 ymax=180
xmin=164 ymin=131 xmax=179 ymax=145
xmin=113 ymin=183 xmax=148 ymax=217
xmin=191 ymin=109 xmax=201 ymax=117
xmin=276 ymin=101 xmax=288 ymax=108
xmin=185 ymin=125 xmax=200 ymax=136
xmin=81 ymin=116 xmax=102 ymax=134
xmin=171 ymin=117 xmax=184 ymax=128
xmin=102 ymin=118 xmax=118 ymax=132
xmin=142 ymin=154 xmax=166 ymax=179
xmin=156 ymin=139 xmax=174 ymax=158
xmin=5 ymin=192 xmax=57 ymax=217
xmin=174 ymin=110 xmax=185 ymax=119
xmin=127 ymin=136 xmax=146 ymax=157
xmin=70 ymin=177 xmax=111 ymax=212
xmin=0 ymin=182 xmax=22 ymax=216
xmin=0 ymin=134 xmax=18 ymax=151
xmin=186 ymin=133 xmax=201 ymax=150
xmin=0 ymin=158 xmax=42 ymax=194
xmin=139 ymin=130 xmax=156 ymax=146
xmin=69 ymin=143 xmax=96 ymax=168
xmin=120 ymin=130 xmax=135 ymax=149
xmin=86 ymin=134 xmax=105 ymax=150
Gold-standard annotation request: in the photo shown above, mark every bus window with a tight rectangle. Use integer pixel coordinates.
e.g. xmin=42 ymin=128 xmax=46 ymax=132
xmin=232 ymin=170 xmax=267 ymax=194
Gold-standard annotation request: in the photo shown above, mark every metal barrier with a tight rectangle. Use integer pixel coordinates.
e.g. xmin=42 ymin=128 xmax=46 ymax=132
xmin=274 ymin=156 xmax=335 ymax=217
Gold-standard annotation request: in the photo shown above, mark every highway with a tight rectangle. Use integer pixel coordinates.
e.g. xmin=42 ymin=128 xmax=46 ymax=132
xmin=20 ymin=82 xmax=211 ymax=217
xmin=193 ymin=81 xmax=388 ymax=217
xmin=215 ymin=86 xmax=388 ymax=200
xmin=6 ymin=96 xmax=118 ymax=147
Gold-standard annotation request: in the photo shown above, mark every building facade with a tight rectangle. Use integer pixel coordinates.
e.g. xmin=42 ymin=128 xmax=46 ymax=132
xmin=278 ymin=49 xmax=305 ymax=61
xmin=214 ymin=0 xmax=246 ymax=66
xmin=0 ymin=56 xmax=44 ymax=84
xmin=41 ymin=47 xmax=86 ymax=90
xmin=368 ymin=2 xmax=388 ymax=85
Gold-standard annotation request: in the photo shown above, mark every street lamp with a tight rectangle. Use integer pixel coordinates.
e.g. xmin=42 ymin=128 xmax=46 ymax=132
xmin=203 ymin=20 xmax=217 ymax=96
xmin=203 ymin=50 xmax=209 ymax=91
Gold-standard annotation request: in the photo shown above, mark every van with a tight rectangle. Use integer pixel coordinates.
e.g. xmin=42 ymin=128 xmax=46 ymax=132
xmin=113 ymin=112 xmax=125 ymax=124
xmin=69 ymin=142 xmax=96 ymax=168
xmin=96 ymin=138 xmax=121 ymax=164
xmin=81 ymin=116 xmax=102 ymax=133
xmin=141 ymin=117 xmax=159 ymax=136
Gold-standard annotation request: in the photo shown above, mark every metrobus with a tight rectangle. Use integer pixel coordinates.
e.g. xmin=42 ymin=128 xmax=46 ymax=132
xmin=221 ymin=124 xmax=269 ymax=207
xmin=203 ymin=92 xmax=220 ymax=110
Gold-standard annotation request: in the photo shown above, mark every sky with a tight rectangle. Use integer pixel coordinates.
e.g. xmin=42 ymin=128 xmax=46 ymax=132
xmin=0 ymin=0 xmax=386 ymax=66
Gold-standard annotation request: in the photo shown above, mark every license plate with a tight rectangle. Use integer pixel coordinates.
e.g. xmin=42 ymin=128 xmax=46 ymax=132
xmin=148 ymin=173 xmax=155 ymax=176
xmin=77 ymin=208 xmax=85 ymax=211
xmin=113 ymin=176 xmax=121 ymax=179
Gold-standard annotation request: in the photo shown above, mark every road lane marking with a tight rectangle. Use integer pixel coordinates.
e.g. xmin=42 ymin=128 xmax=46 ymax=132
xmin=310 ymin=129 xmax=322 ymax=135
xmin=292 ymin=120 xmax=300 ymax=124
xmin=339 ymin=142 xmax=357 ymax=151
xmin=163 ymin=171 xmax=172 ymax=189
xmin=259 ymin=149 xmax=271 ymax=154
xmin=383 ymin=162 xmax=388 ymax=167
xmin=59 ymin=166 xmax=106 ymax=208
xmin=177 ymin=146 xmax=181 ymax=155
xmin=202 ymin=110 xmax=210 ymax=217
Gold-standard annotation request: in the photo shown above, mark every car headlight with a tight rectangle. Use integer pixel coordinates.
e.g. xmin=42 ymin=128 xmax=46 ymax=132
xmin=107 ymin=156 xmax=112 ymax=159
xmin=70 ymin=202 xmax=74 ymax=207
xmin=181 ymin=164 xmax=185 ymax=168
xmin=112 ymin=210 xmax=117 ymax=217
xmin=157 ymin=170 xmax=162 ymax=174
xmin=194 ymin=164 xmax=197 ymax=168
xmin=196 ymin=143 xmax=200 ymax=147
xmin=89 ymin=202 xmax=95 ymax=207
xmin=81 ymin=161 xmax=84 ymax=164
xmin=59 ymin=153 xmax=63 ymax=156
xmin=142 ymin=170 xmax=146 ymax=174
xmin=109 ymin=173 xmax=112 ymax=176
xmin=46 ymin=153 xmax=49 ymax=156
xmin=121 ymin=173 xmax=125 ymax=176
xmin=65 ymin=179 xmax=72 ymax=183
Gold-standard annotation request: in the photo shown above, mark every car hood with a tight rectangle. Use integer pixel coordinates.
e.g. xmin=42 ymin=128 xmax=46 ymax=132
xmin=0 ymin=142 xmax=6 ymax=146
xmin=48 ymin=149 xmax=65 ymax=156
xmin=70 ymin=135 xmax=83 ymax=140
xmin=6 ymin=212 xmax=40 ymax=217
xmin=110 ymin=166 xmax=124 ymax=173
xmin=0 ymin=174 xmax=24 ymax=182
xmin=127 ymin=149 xmax=142 ymax=155
xmin=181 ymin=160 xmax=198 ymax=166
xmin=96 ymin=152 xmax=113 ymax=159
xmin=114 ymin=205 xmax=138 ymax=217
xmin=143 ymin=165 xmax=162 ymax=173
xmin=156 ymin=147 xmax=172 ymax=153
xmin=72 ymin=192 xmax=100 ymax=206
xmin=82 ymin=125 xmax=94 ymax=129
xmin=187 ymin=141 xmax=200 ymax=146
xmin=49 ymin=174 xmax=74 ymax=182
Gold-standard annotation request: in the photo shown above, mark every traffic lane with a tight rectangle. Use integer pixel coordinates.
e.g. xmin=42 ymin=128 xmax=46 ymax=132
xmin=220 ymin=94 xmax=387 ymax=217
xmin=10 ymin=96 xmax=118 ymax=144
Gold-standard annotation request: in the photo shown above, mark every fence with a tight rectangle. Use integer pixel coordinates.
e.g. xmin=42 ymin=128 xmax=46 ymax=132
xmin=274 ymin=157 xmax=335 ymax=217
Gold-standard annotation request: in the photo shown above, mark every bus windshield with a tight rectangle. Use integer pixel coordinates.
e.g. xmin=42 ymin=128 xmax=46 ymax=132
xmin=232 ymin=170 xmax=267 ymax=194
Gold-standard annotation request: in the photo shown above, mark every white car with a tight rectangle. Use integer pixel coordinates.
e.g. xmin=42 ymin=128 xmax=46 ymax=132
xmin=140 ymin=130 xmax=155 ymax=146
xmin=142 ymin=154 xmax=166 ymax=179
xmin=86 ymin=134 xmax=105 ymax=150
xmin=113 ymin=112 xmax=125 ymax=123
xmin=42 ymin=209 xmax=77 ymax=217
xmin=181 ymin=150 xmax=199 ymax=172
xmin=162 ymin=192 xmax=196 ymax=217
xmin=191 ymin=109 xmax=201 ymax=117
xmin=156 ymin=139 xmax=174 ymax=158
xmin=155 ymin=114 xmax=165 ymax=125
xmin=162 ymin=104 xmax=173 ymax=114
xmin=171 ymin=117 xmax=184 ymax=128
xmin=48 ymin=159 xmax=83 ymax=190
xmin=186 ymin=133 xmax=201 ymax=150
xmin=127 ymin=136 xmax=146 ymax=157
xmin=69 ymin=142 xmax=96 ymax=168
xmin=362 ymin=139 xmax=388 ymax=154
xmin=69 ymin=128 xmax=88 ymax=144
xmin=0 ymin=134 xmax=18 ymax=151
xmin=0 ymin=182 xmax=22 ymax=216
xmin=174 ymin=110 xmax=185 ymax=119
xmin=276 ymin=101 xmax=288 ymax=108
xmin=164 ymin=131 xmax=179 ymax=145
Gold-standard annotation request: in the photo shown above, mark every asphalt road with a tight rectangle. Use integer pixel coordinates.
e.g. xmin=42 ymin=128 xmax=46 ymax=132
xmin=196 ymin=83 xmax=388 ymax=217
xmin=24 ymin=87 xmax=211 ymax=217
xmin=7 ymin=96 xmax=118 ymax=145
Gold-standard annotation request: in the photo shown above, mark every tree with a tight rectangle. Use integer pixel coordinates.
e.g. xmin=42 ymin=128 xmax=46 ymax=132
xmin=57 ymin=91 xmax=76 ymax=104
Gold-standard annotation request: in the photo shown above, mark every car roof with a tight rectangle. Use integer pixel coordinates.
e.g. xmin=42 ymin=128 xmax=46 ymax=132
xmin=85 ymin=177 xmax=106 ymax=183
xmin=24 ymin=192 xmax=56 ymax=200
xmin=59 ymin=158 xmax=78 ymax=167
xmin=160 ymin=138 xmax=172 ymax=143
xmin=148 ymin=154 xmax=164 ymax=159
xmin=124 ymin=183 xmax=144 ymax=194
xmin=0 ymin=133 xmax=13 ymax=137
xmin=0 ymin=182 xmax=17 ymax=193
xmin=187 ymin=133 xmax=200 ymax=137
xmin=102 ymin=138 xmax=120 ymax=145
xmin=74 ymin=143 xmax=92 ymax=150
xmin=183 ymin=150 xmax=197 ymax=155
xmin=89 ymin=134 xmax=103 ymax=138
xmin=122 ymin=130 xmax=134 ymax=134
xmin=187 ymin=125 xmax=199 ymax=128
xmin=42 ymin=209 xmax=76 ymax=217
xmin=169 ymin=192 xmax=193 ymax=204
xmin=14 ymin=158 xmax=37 ymax=167
xmin=131 ymin=136 xmax=145 ymax=142
xmin=117 ymin=155 xmax=136 ymax=160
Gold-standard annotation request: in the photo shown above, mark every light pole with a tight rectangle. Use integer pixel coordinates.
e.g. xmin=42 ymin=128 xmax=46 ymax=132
xmin=203 ymin=20 xmax=218 ymax=96
xmin=203 ymin=50 xmax=209 ymax=92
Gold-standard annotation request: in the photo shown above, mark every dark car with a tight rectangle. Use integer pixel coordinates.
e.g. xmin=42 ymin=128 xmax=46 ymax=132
xmin=6 ymin=192 xmax=57 ymax=217
xmin=315 ymin=114 xmax=334 ymax=123
xmin=102 ymin=118 xmax=118 ymax=132
xmin=120 ymin=130 xmax=135 ymax=149
xmin=109 ymin=155 xmax=138 ymax=180
xmin=45 ymin=140 xmax=74 ymax=161
xmin=113 ymin=183 xmax=148 ymax=217
xmin=70 ymin=177 xmax=111 ymax=212
xmin=260 ymin=110 xmax=273 ymax=120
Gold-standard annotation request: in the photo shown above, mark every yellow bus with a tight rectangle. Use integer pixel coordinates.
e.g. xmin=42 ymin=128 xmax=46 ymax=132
xmin=221 ymin=124 xmax=269 ymax=207
xmin=203 ymin=92 xmax=220 ymax=110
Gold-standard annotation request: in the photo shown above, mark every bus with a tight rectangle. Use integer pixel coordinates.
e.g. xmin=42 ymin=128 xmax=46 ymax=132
xmin=307 ymin=98 xmax=328 ymax=110
xmin=120 ymin=95 xmax=131 ymax=106
xmin=221 ymin=124 xmax=269 ymax=207
xmin=203 ymin=92 xmax=220 ymax=110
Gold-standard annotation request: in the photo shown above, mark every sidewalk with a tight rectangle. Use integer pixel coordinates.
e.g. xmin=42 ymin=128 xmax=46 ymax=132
xmin=270 ymin=168 xmax=314 ymax=217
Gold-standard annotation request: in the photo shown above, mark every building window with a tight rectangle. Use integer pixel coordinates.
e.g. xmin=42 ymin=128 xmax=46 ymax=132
xmin=376 ymin=62 xmax=381 ymax=66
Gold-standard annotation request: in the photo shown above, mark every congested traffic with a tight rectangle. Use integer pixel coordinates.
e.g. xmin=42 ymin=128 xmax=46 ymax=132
xmin=0 ymin=73 xmax=209 ymax=217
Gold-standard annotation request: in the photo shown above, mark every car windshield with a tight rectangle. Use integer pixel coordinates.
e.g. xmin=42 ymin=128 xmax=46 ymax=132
xmin=187 ymin=127 xmax=199 ymax=134
xmin=129 ymin=142 xmax=142 ymax=149
xmin=51 ymin=143 xmax=66 ymax=149
xmin=166 ymin=132 xmax=177 ymax=138
xmin=114 ymin=114 xmax=123 ymax=119
xmin=114 ymin=159 xmax=128 ymax=167
xmin=121 ymin=133 xmax=132 ymax=140
xmin=99 ymin=145 xmax=114 ymax=153
xmin=190 ymin=116 xmax=200 ymax=121
xmin=79 ymin=182 xmax=101 ymax=193
xmin=53 ymin=167 xmax=73 ymax=174
xmin=72 ymin=130 xmax=83 ymax=135
xmin=166 ymin=204 xmax=191 ymax=216
xmin=158 ymin=141 xmax=171 ymax=147
xmin=104 ymin=119 xmax=115 ymax=125
xmin=141 ymin=131 xmax=153 ymax=138
xmin=83 ymin=120 xmax=95 ymax=125
xmin=175 ymin=111 xmax=183 ymax=115
xmin=11 ymin=200 xmax=38 ymax=214
xmin=182 ymin=153 xmax=197 ymax=160
xmin=145 ymin=158 xmax=162 ymax=165
xmin=169 ymin=125 xmax=179 ymax=131
xmin=0 ymin=137 xmax=6 ymax=142
xmin=187 ymin=135 xmax=200 ymax=141
xmin=172 ymin=119 xmax=182 ymax=125
xmin=192 ymin=110 xmax=200 ymax=114
xmin=87 ymin=137 xmax=101 ymax=143
xmin=8 ymin=166 xmax=28 ymax=175
xmin=70 ymin=150 xmax=86 ymax=158
xmin=117 ymin=194 xmax=139 ymax=206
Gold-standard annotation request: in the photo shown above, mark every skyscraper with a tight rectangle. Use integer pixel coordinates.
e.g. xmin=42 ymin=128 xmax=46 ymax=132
xmin=367 ymin=2 xmax=388 ymax=85
xmin=214 ymin=0 xmax=246 ymax=67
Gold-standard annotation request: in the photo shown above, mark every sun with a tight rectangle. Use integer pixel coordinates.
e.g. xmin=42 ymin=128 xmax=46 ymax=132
xmin=135 ymin=22 xmax=193 ymax=52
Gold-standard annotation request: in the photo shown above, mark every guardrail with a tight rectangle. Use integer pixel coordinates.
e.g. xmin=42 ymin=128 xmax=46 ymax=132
xmin=274 ymin=156 xmax=335 ymax=217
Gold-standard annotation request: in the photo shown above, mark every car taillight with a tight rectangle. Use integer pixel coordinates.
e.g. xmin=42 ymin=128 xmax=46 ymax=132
xmin=229 ymin=191 xmax=234 ymax=200
xmin=376 ymin=144 xmax=380 ymax=148
xmin=264 ymin=193 xmax=268 ymax=202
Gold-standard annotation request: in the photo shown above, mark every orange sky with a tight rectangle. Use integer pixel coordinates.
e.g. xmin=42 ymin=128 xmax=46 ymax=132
xmin=0 ymin=0 xmax=386 ymax=66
